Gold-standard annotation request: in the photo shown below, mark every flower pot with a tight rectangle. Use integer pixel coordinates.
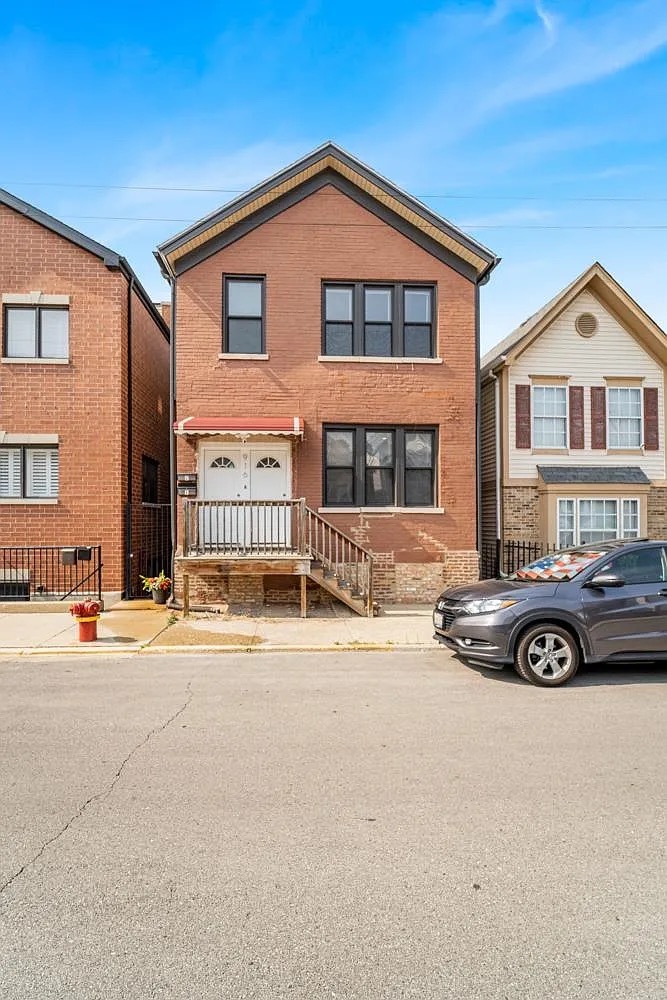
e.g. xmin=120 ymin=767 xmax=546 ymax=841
xmin=77 ymin=615 xmax=100 ymax=642
xmin=152 ymin=588 xmax=168 ymax=605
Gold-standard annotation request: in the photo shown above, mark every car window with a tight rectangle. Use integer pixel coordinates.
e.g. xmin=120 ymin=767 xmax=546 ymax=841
xmin=599 ymin=547 xmax=667 ymax=584
xmin=512 ymin=549 xmax=606 ymax=582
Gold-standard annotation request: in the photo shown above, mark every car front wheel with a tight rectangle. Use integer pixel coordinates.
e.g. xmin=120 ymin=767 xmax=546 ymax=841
xmin=514 ymin=625 xmax=579 ymax=687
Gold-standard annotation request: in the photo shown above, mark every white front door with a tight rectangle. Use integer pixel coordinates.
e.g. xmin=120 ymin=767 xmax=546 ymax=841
xmin=200 ymin=443 xmax=291 ymax=549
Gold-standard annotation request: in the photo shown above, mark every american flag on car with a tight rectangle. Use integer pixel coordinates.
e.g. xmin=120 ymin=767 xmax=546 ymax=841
xmin=516 ymin=551 xmax=604 ymax=581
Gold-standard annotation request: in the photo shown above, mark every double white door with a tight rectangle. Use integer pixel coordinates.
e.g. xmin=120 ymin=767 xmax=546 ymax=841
xmin=200 ymin=444 xmax=291 ymax=549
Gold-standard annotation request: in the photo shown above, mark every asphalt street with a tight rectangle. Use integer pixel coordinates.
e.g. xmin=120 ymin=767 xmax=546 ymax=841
xmin=0 ymin=651 xmax=665 ymax=1000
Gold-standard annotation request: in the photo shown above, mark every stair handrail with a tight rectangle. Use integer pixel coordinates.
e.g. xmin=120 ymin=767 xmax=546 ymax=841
xmin=302 ymin=503 xmax=374 ymax=616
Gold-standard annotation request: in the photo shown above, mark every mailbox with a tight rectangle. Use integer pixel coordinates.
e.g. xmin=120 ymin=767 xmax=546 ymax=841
xmin=61 ymin=548 xmax=77 ymax=566
xmin=177 ymin=471 xmax=198 ymax=497
xmin=76 ymin=547 xmax=92 ymax=561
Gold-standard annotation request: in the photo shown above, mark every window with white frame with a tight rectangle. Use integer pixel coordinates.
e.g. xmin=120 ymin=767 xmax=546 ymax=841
xmin=0 ymin=447 xmax=59 ymax=499
xmin=532 ymin=386 xmax=567 ymax=448
xmin=608 ymin=387 xmax=642 ymax=448
xmin=4 ymin=306 xmax=69 ymax=359
xmin=557 ymin=498 xmax=639 ymax=547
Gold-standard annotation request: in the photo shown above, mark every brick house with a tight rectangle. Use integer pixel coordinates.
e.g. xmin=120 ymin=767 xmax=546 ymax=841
xmin=0 ymin=188 xmax=170 ymax=600
xmin=156 ymin=143 xmax=498 ymax=612
xmin=480 ymin=262 xmax=667 ymax=570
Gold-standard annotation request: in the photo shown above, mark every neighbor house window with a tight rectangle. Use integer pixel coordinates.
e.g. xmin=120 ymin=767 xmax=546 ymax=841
xmin=0 ymin=446 xmax=59 ymax=499
xmin=322 ymin=283 xmax=435 ymax=358
xmin=532 ymin=386 xmax=567 ymax=448
xmin=608 ymin=387 xmax=642 ymax=448
xmin=223 ymin=277 xmax=264 ymax=353
xmin=557 ymin=498 xmax=639 ymax=547
xmin=142 ymin=456 xmax=159 ymax=503
xmin=4 ymin=306 xmax=69 ymax=359
xmin=323 ymin=426 xmax=436 ymax=507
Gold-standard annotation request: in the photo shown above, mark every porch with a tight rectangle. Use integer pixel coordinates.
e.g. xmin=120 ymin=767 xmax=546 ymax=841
xmin=178 ymin=499 xmax=374 ymax=616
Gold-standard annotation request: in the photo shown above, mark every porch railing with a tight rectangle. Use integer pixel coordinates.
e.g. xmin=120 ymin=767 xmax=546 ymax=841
xmin=182 ymin=499 xmax=374 ymax=614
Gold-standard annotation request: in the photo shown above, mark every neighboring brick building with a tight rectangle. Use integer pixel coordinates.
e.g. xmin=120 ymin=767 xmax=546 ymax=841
xmin=0 ymin=189 xmax=170 ymax=600
xmin=156 ymin=143 xmax=498 ymax=610
xmin=481 ymin=262 xmax=667 ymax=575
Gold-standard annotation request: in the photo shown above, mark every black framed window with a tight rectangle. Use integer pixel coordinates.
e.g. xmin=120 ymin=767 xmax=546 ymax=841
xmin=223 ymin=277 xmax=265 ymax=353
xmin=322 ymin=282 xmax=435 ymax=358
xmin=142 ymin=455 xmax=159 ymax=503
xmin=323 ymin=426 xmax=436 ymax=507
xmin=4 ymin=306 xmax=69 ymax=359
xmin=0 ymin=446 xmax=59 ymax=499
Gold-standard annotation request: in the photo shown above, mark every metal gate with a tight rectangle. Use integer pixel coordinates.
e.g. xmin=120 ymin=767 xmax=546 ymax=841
xmin=0 ymin=546 xmax=102 ymax=601
xmin=127 ymin=503 xmax=171 ymax=596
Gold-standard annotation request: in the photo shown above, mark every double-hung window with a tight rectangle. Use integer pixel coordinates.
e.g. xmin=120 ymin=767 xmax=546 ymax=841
xmin=557 ymin=498 xmax=639 ymax=547
xmin=608 ymin=387 xmax=642 ymax=448
xmin=4 ymin=306 xmax=69 ymax=359
xmin=223 ymin=277 xmax=265 ymax=354
xmin=532 ymin=386 xmax=567 ymax=448
xmin=323 ymin=283 xmax=435 ymax=358
xmin=324 ymin=426 xmax=436 ymax=507
xmin=0 ymin=446 xmax=59 ymax=499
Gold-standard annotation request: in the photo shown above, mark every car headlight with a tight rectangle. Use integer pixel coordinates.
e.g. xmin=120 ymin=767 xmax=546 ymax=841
xmin=460 ymin=598 xmax=520 ymax=615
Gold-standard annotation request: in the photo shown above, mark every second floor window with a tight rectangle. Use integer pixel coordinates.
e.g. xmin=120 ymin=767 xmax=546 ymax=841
xmin=4 ymin=306 xmax=69 ymax=359
xmin=532 ymin=386 xmax=567 ymax=448
xmin=608 ymin=387 xmax=642 ymax=448
xmin=323 ymin=283 xmax=435 ymax=358
xmin=224 ymin=277 xmax=264 ymax=354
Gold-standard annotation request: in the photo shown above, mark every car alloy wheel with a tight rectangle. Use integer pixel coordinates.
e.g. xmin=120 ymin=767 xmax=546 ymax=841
xmin=515 ymin=624 xmax=579 ymax=687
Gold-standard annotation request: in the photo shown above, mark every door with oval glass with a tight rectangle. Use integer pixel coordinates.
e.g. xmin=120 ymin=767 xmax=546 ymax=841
xmin=200 ymin=443 xmax=291 ymax=549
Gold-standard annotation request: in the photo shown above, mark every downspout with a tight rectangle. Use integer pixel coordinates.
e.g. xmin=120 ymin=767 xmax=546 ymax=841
xmin=125 ymin=273 xmax=134 ymax=598
xmin=474 ymin=281 xmax=482 ymax=556
xmin=169 ymin=279 xmax=177 ymax=579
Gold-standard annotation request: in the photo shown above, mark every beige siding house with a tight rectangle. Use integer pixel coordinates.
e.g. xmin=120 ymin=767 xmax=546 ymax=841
xmin=481 ymin=262 xmax=667 ymax=569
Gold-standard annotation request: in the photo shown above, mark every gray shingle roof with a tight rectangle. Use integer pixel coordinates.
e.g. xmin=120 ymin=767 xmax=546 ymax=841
xmin=537 ymin=466 xmax=650 ymax=485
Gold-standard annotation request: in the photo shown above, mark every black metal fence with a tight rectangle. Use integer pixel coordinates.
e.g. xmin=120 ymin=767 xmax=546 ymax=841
xmin=0 ymin=546 xmax=102 ymax=601
xmin=480 ymin=540 xmax=558 ymax=580
xmin=128 ymin=503 xmax=171 ymax=596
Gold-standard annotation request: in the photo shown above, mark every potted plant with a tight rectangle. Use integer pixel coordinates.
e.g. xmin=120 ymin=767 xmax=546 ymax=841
xmin=70 ymin=599 xmax=103 ymax=642
xmin=140 ymin=570 xmax=172 ymax=605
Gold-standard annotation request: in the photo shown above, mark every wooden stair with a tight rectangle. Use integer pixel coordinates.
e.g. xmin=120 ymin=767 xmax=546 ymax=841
xmin=307 ymin=565 xmax=371 ymax=617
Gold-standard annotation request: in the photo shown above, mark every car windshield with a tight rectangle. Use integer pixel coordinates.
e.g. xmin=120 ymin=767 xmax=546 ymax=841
xmin=510 ymin=549 xmax=606 ymax=582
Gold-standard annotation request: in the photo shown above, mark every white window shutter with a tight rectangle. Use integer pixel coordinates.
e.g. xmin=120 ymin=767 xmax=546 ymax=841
xmin=27 ymin=449 xmax=59 ymax=498
xmin=0 ymin=449 xmax=22 ymax=497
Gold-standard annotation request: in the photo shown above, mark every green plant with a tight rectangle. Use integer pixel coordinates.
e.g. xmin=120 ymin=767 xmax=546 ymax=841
xmin=70 ymin=599 xmax=102 ymax=618
xmin=140 ymin=570 xmax=172 ymax=593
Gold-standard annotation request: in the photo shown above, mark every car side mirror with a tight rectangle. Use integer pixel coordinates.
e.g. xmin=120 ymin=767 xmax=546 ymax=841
xmin=585 ymin=573 xmax=626 ymax=589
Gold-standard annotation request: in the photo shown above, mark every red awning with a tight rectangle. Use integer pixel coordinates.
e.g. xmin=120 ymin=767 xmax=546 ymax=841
xmin=173 ymin=416 xmax=304 ymax=437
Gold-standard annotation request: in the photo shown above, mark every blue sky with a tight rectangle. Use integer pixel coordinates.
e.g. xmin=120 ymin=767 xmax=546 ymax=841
xmin=2 ymin=0 xmax=667 ymax=351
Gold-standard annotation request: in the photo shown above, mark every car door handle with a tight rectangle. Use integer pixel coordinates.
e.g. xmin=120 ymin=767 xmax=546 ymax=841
xmin=659 ymin=589 xmax=667 ymax=596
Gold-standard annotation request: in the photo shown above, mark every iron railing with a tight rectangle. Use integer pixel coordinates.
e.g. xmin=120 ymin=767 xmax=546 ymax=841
xmin=182 ymin=499 xmax=374 ymax=614
xmin=0 ymin=546 xmax=103 ymax=601
xmin=127 ymin=502 xmax=172 ymax=596
xmin=480 ymin=539 xmax=558 ymax=579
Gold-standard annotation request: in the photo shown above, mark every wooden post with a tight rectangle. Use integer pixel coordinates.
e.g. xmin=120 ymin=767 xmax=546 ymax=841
xmin=300 ymin=574 xmax=307 ymax=619
xmin=183 ymin=573 xmax=190 ymax=618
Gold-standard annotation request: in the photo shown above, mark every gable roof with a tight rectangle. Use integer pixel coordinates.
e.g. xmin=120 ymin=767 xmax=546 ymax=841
xmin=481 ymin=261 xmax=667 ymax=377
xmin=155 ymin=142 xmax=499 ymax=282
xmin=0 ymin=188 xmax=169 ymax=339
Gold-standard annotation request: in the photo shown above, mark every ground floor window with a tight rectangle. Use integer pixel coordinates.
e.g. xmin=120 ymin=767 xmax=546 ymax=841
xmin=557 ymin=497 xmax=639 ymax=547
xmin=323 ymin=425 xmax=436 ymax=507
xmin=0 ymin=446 xmax=59 ymax=499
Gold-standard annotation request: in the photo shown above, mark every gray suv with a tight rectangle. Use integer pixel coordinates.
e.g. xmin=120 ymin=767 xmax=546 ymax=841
xmin=433 ymin=539 xmax=667 ymax=686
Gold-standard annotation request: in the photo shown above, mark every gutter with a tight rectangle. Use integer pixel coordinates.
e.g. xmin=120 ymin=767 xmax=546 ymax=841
xmin=488 ymin=367 xmax=503 ymax=545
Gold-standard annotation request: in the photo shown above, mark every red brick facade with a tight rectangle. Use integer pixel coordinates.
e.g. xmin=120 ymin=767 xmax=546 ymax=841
xmin=0 ymin=203 xmax=170 ymax=595
xmin=172 ymin=183 xmax=483 ymax=603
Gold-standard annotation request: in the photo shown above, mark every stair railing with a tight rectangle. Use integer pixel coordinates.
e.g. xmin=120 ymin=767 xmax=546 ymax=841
xmin=302 ymin=503 xmax=374 ymax=616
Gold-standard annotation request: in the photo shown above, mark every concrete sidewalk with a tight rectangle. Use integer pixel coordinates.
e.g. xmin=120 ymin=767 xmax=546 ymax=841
xmin=0 ymin=600 xmax=436 ymax=656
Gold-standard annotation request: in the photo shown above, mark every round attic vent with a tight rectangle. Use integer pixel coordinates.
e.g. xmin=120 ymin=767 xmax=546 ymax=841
xmin=575 ymin=312 xmax=598 ymax=337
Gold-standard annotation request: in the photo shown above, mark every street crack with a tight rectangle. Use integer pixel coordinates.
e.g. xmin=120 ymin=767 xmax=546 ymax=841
xmin=0 ymin=682 xmax=194 ymax=897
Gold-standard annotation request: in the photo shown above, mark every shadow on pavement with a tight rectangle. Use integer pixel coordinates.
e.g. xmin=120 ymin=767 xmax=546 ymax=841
xmin=457 ymin=655 xmax=667 ymax=687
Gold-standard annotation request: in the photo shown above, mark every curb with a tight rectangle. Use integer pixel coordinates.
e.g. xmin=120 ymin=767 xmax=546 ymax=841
xmin=0 ymin=642 xmax=434 ymax=657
